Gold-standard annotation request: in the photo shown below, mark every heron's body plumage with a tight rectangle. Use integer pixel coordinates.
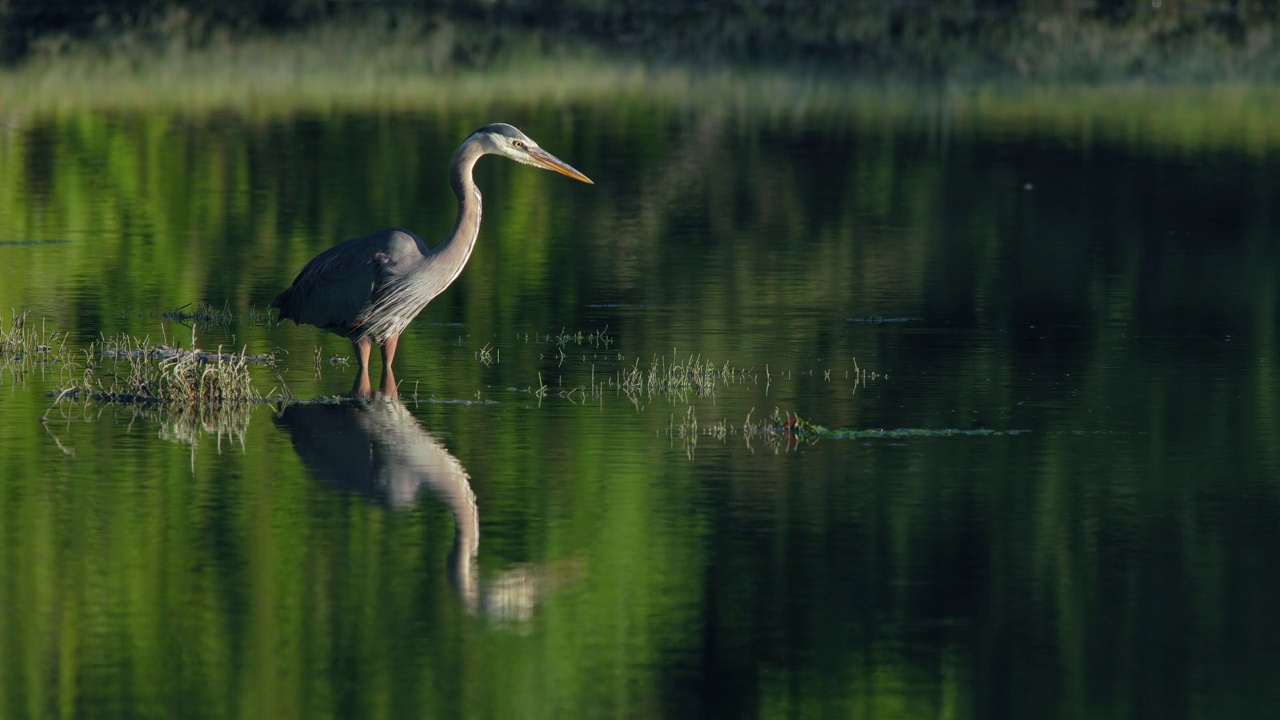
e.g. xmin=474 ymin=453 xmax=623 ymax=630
xmin=274 ymin=228 xmax=428 ymax=340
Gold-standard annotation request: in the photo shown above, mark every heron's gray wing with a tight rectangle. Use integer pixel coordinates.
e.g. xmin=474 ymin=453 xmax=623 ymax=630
xmin=274 ymin=230 xmax=424 ymax=335
xmin=274 ymin=248 xmax=381 ymax=333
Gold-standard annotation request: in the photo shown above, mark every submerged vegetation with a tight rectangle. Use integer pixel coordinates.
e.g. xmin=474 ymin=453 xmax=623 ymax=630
xmin=11 ymin=309 xmax=912 ymax=454
xmin=4 ymin=286 xmax=1032 ymax=460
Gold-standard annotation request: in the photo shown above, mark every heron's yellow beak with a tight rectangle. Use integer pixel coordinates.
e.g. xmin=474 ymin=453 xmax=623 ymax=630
xmin=530 ymin=148 xmax=594 ymax=185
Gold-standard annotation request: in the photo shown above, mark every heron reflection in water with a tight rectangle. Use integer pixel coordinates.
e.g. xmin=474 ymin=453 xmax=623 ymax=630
xmin=272 ymin=124 xmax=592 ymax=399
xmin=275 ymin=398 xmax=583 ymax=621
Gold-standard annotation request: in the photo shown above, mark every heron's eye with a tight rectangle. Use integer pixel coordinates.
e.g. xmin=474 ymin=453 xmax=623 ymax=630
xmin=512 ymin=140 xmax=524 ymax=149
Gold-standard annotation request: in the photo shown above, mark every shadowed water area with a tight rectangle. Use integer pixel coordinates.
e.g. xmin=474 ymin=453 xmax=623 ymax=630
xmin=1 ymin=86 xmax=1279 ymax=718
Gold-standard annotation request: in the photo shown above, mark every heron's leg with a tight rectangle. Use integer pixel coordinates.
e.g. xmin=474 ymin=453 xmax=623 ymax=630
xmin=351 ymin=336 xmax=373 ymax=397
xmin=379 ymin=335 xmax=399 ymax=400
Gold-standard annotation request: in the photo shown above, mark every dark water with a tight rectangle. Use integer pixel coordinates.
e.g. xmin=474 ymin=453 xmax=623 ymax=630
xmin=1 ymin=93 xmax=1278 ymax=718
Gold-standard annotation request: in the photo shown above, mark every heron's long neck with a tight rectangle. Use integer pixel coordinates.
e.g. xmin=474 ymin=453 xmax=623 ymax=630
xmin=434 ymin=143 xmax=484 ymax=282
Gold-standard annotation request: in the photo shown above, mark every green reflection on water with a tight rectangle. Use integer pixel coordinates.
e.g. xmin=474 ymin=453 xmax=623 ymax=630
xmin=6 ymin=399 xmax=718 ymax=719
xmin=1 ymin=78 xmax=1280 ymax=718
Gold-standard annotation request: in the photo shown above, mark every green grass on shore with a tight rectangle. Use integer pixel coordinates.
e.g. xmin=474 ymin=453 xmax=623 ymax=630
xmin=5 ymin=19 xmax=1280 ymax=157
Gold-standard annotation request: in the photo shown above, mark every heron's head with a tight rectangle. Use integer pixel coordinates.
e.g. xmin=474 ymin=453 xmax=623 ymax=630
xmin=470 ymin=123 xmax=593 ymax=185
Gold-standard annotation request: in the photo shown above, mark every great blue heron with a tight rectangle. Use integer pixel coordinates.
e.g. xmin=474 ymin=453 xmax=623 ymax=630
xmin=272 ymin=123 xmax=592 ymax=398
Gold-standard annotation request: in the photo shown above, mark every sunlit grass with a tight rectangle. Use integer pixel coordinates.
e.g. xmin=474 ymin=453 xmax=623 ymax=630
xmin=0 ymin=21 xmax=680 ymax=116
xmin=6 ymin=19 xmax=1280 ymax=155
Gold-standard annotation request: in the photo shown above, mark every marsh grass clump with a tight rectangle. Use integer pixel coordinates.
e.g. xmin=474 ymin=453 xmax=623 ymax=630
xmin=58 ymin=332 xmax=278 ymax=405
xmin=1 ymin=309 xmax=68 ymax=365
xmin=529 ymin=337 xmax=884 ymax=420
xmin=620 ymin=352 xmax=758 ymax=402
xmin=160 ymin=347 xmax=258 ymax=405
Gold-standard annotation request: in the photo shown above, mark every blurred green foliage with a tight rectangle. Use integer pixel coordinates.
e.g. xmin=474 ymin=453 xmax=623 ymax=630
xmin=6 ymin=0 xmax=1280 ymax=80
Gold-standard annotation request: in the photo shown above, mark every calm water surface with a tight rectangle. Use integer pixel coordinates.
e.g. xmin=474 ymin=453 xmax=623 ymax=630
xmin=1 ymin=92 xmax=1278 ymax=718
